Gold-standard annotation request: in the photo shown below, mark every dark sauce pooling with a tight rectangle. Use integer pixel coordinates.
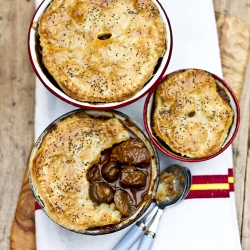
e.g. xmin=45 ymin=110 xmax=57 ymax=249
xmin=216 ymin=84 xmax=231 ymax=104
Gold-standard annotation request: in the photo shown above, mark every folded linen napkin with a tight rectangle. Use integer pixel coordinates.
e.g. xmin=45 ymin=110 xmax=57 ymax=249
xmin=34 ymin=0 xmax=241 ymax=249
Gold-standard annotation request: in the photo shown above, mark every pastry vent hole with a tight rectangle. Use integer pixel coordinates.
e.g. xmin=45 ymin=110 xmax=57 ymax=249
xmin=98 ymin=33 xmax=112 ymax=40
xmin=188 ymin=111 xmax=196 ymax=117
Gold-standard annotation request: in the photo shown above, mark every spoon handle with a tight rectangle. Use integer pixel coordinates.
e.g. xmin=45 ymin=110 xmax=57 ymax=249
xmin=137 ymin=234 xmax=154 ymax=250
xmin=112 ymin=206 xmax=158 ymax=250
xmin=112 ymin=224 xmax=144 ymax=250
xmin=137 ymin=209 xmax=164 ymax=250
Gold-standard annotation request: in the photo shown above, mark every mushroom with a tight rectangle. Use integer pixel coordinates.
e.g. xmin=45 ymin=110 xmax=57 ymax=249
xmin=102 ymin=162 xmax=120 ymax=182
xmin=114 ymin=190 xmax=133 ymax=217
xmin=87 ymin=165 xmax=102 ymax=183
xmin=89 ymin=182 xmax=114 ymax=204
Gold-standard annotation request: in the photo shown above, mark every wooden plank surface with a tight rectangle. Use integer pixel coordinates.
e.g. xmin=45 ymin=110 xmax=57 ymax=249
xmin=0 ymin=1 xmax=249 ymax=250
xmin=213 ymin=2 xmax=250 ymax=249
xmin=11 ymin=162 xmax=36 ymax=250
xmin=0 ymin=0 xmax=35 ymax=250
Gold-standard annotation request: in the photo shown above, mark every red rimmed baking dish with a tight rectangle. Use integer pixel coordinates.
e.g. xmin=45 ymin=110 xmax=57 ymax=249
xmin=144 ymin=68 xmax=240 ymax=162
xmin=28 ymin=0 xmax=172 ymax=110
xmin=29 ymin=109 xmax=159 ymax=234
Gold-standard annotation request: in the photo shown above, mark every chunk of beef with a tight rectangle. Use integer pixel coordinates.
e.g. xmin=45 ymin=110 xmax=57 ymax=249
xmin=110 ymin=139 xmax=150 ymax=166
xmin=120 ymin=165 xmax=147 ymax=187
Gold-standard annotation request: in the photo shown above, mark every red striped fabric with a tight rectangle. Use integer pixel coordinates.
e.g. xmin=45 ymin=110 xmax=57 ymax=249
xmin=35 ymin=201 xmax=41 ymax=210
xmin=186 ymin=168 xmax=234 ymax=199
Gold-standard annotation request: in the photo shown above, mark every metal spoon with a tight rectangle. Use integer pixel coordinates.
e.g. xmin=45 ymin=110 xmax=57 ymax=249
xmin=183 ymin=167 xmax=192 ymax=196
xmin=137 ymin=165 xmax=192 ymax=250
xmin=113 ymin=164 xmax=190 ymax=250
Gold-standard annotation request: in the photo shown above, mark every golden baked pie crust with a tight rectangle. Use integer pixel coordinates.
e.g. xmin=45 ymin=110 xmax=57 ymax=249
xmin=153 ymin=69 xmax=234 ymax=158
xmin=29 ymin=112 xmax=131 ymax=231
xmin=38 ymin=0 xmax=167 ymax=103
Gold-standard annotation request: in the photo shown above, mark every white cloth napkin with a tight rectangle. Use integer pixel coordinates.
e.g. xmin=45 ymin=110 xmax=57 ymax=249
xmin=34 ymin=0 xmax=242 ymax=249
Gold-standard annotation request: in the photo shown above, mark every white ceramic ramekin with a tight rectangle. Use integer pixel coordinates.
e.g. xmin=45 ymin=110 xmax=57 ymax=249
xmin=28 ymin=0 xmax=172 ymax=110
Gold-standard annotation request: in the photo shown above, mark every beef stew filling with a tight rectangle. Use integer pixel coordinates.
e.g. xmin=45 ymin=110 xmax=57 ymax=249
xmin=87 ymin=138 xmax=151 ymax=219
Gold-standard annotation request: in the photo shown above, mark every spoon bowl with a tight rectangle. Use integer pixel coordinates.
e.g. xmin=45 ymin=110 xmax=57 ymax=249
xmin=156 ymin=164 xmax=187 ymax=209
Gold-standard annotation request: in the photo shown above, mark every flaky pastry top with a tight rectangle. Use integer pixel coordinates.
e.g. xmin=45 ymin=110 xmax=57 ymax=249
xmin=153 ymin=69 xmax=234 ymax=158
xmin=38 ymin=0 xmax=166 ymax=102
xmin=29 ymin=111 xmax=130 ymax=231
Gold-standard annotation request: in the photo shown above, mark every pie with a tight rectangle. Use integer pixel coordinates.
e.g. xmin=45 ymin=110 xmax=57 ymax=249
xmin=153 ymin=69 xmax=234 ymax=158
xmin=38 ymin=0 xmax=167 ymax=102
xmin=29 ymin=111 xmax=155 ymax=232
xmin=29 ymin=111 xmax=130 ymax=231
